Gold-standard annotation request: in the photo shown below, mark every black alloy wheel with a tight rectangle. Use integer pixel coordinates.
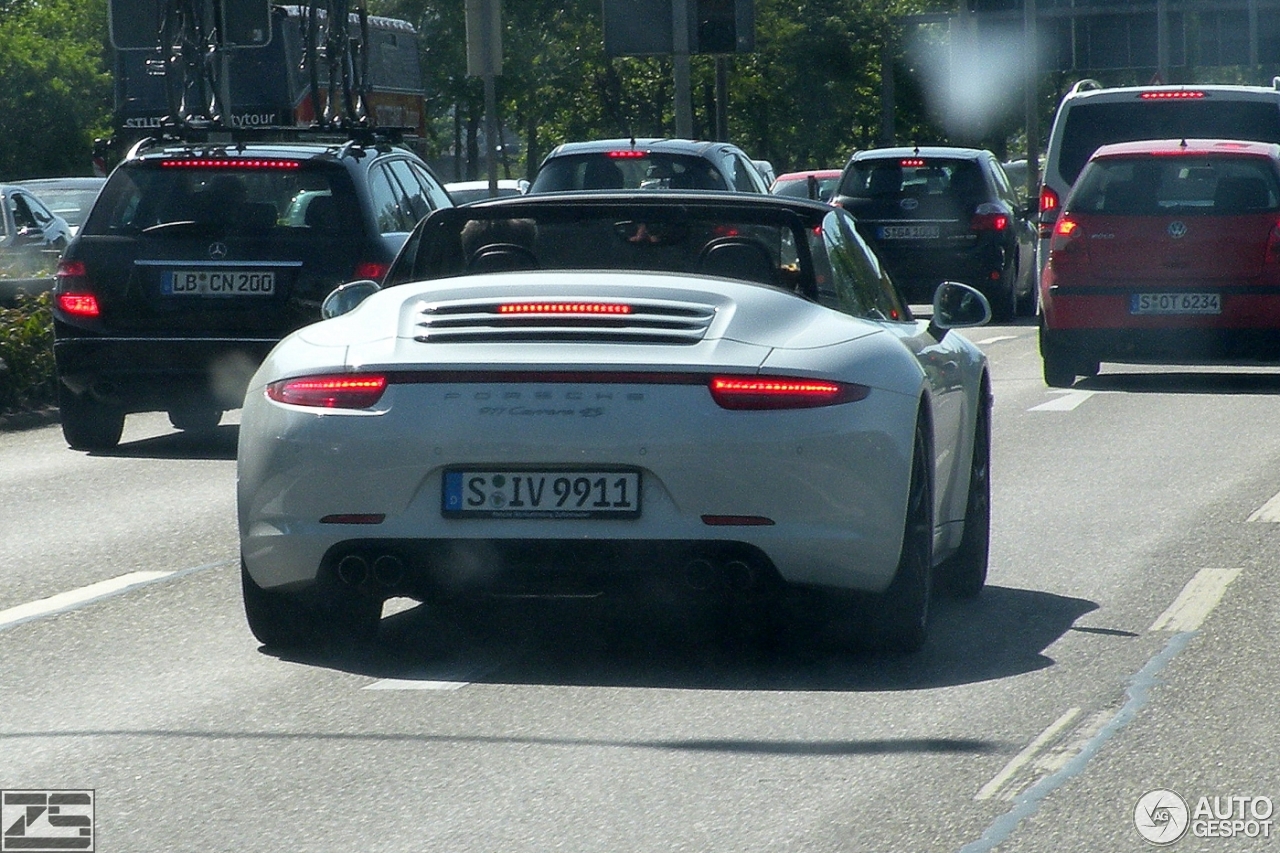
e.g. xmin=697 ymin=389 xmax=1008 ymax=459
xmin=58 ymin=385 xmax=125 ymax=451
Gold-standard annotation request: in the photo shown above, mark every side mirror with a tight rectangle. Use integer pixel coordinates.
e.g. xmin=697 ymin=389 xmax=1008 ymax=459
xmin=320 ymin=279 xmax=380 ymax=320
xmin=928 ymin=281 xmax=991 ymax=340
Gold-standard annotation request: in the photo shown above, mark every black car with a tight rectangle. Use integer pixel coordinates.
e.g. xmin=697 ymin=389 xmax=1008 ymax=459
xmin=831 ymin=146 xmax=1036 ymax=320
xmin=52 ymin=135 xmax=452 ymax=450
xmin=528 ymin=138 xmax=770 ymax=194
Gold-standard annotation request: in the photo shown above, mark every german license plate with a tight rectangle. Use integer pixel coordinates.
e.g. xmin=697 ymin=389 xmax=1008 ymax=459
xmin=443 ymin=470 xmax=641 ymax=519
xmin=1130 ymin=292 xmax=1221 ymax=315
xmin=878 ymin=224 xmax=940 ymax=240
xmin=163 ymin=269 xmax=276 ymax=295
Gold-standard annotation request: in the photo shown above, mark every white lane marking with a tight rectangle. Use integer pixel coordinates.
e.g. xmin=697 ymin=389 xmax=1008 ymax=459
xmin=365 ymin=678 xmax=472 ymax=691
xmin=1247 ymin=490 xmax=1280 ymax=522
xmin=1149 ymin=568 xmax=1242 ymax=632
xmin=975 ymin=708 xmax=1080 ymax=801
xmin=1028 ymin=390 xmax=1096 ymax=412
xmin=975 ymin=335 xmax=1019 ymax=346
xmin=1030 ymin=708 xmax=1114 ymax=779
xmin=364 ymin=661 xmax=499 ymax=692
xmin=0 ymin=561 xmax=231 ymax=632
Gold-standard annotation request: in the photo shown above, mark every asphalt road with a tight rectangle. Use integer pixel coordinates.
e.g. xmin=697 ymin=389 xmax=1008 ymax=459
xmin=2 ymin=320 xmax=1278 ymax=852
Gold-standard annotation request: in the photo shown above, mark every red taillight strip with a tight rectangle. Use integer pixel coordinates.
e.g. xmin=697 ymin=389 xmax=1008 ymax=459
xmin=497 ymin=302 xmax=633 ymax=315
xmin=160 ymin=159 xmax=302 ymax=170
xmin=57 ymin=293 xmax=100 ymax=317
xmin=900 ymin=158 xmax=926 ymax=167
xmin=709 ymin=376 xmax=869 ymax=410
xmin=267 ymin=374 xmax=388 ymax=408
xmin=607 ymin=150 xmax=648 ymax=159
xmin=1139 ymin=90 xmax=1205 ymax=99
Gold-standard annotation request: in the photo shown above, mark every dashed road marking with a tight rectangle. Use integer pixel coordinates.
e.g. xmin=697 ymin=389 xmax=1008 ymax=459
xmin=975 ymin=707 xmax=1080 ymax=801
xmin=975 ymin=335 xmax=1020 ymax=346
xmin=1149 ymin=568 xmax=1242 ymax=632
xmin=1247 ymin=490 xmax=1280 ymax=522
xmin=1028 ymin=390 xmax=1096 ymax=412
xmin=0 ymin=561 xmax=231 ymax=632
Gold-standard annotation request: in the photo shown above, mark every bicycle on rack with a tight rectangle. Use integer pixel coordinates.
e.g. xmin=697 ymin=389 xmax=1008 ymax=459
xmin=305 ymin=0 xmax=372 ymax=129
xmin=159 ymin=0 xmax=224 ymax=127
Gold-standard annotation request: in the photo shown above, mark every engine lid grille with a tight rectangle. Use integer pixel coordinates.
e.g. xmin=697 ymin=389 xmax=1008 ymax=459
xmin=414 ymin=298 xmax=717 ymax=344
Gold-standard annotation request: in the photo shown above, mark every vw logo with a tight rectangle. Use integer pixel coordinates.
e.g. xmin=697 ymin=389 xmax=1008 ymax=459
xmin=900 ymin=198 xmax=919 ymax=211
xmin=207 ymin=241 xmax=228 ymax=260
xmin=1167 ymin=221 xmax=1187 ymax=239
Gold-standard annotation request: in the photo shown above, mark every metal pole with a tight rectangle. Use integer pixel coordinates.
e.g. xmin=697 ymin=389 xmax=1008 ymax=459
xmin=1156 ymin=0 xmax=1168 ymax=81
xmin=673 ymin=0 xmax=692 ymax=138
xmin=1024 ymin=0 xmax=1040 ymax=198
xmin=481 ymin=0 xmax=498 ymax=195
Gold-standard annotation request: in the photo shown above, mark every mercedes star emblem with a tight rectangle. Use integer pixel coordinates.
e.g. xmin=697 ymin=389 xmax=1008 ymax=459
xmin=208 ymin=241 xmax=228 ymax=260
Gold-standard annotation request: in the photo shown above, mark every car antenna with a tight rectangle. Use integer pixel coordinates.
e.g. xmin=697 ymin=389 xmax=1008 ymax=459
xmin=1180 ymin=138 xmax=1189 ymax=148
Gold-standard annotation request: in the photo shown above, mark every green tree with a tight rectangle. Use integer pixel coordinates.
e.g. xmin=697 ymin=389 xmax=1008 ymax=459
xmin=0 ymin=0 xmax=112 ymax=178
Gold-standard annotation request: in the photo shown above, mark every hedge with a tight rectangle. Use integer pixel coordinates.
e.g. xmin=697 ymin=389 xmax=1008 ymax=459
xmin=0 ymin=291 xmax=57 ymax=413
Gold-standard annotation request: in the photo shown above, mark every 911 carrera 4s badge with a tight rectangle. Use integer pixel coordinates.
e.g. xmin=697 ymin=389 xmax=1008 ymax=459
xmin=442 ymin=470 xmax=642 ymax=519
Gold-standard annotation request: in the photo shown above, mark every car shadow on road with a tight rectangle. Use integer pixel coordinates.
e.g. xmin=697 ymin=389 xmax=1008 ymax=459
xmin=270 ymin=584 xmax=1098 ymax=693
xmin=92 ymin=424 xmax=239 ymax=460
xmin=1076 ymin=370 xmax=1280 ymax=395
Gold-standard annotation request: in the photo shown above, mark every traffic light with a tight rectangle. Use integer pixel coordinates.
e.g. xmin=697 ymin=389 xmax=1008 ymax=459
xmin=691 ymin=0 xmax=753 ymax=54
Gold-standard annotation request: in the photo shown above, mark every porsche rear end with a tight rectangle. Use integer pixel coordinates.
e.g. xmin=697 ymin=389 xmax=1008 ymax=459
xmin=237 ymin=276 xmax=921 ymax=606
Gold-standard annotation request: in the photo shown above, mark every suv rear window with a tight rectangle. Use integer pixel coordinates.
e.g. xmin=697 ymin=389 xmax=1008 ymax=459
xmin=838 ymin=158 xmax=987 ymax=204
xmin=1071 ymin=154 xmax=1280 ymax=215
xmin=86 ymin=163 xmax=356 ymax=235
xmin=1059 ymin=101 xmax=1280 ymax=187
xmin=531 ymin=153 xmax=730 ymax=192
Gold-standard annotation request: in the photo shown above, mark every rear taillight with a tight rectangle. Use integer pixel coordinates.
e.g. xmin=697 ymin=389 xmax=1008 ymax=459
xmin=353 ymin=261 xmax=389 ymax=282
xmin=708 ymin=375 xmax=869 ymax=410
xmin=1048 ymin=215 xmax=1089 ymax=270
xmin=267 ymin=374 xmax=388 ymax=409
xmin=1038 ymin=186 xmax=1060 ymax=238
xmin=970 ymin=203 xmax=1009 ymax=232
xmin=55 ymin=260 xmax=99 ymax=317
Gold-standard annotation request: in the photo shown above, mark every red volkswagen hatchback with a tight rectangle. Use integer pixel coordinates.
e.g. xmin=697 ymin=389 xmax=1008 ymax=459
xmin=1039 ymin=138 xmax=1280 ymax=386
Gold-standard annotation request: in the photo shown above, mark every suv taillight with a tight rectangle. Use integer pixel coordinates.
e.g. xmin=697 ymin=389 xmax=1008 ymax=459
xmin=970 ymin=203 xmax=1009 ymax=232
xmin=1266 ymin=222 xmax=1280 ymax=266
xmin=55 ymin=260 xmax=100 ymax=318
xmin=353 ymin=261 xmax=389 ymax=282
xmin=1038 ymin=186 xmax=1061 ymax=238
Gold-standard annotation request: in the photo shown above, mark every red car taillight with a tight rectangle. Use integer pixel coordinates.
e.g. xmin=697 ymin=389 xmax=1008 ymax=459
xmin=1266 ymin=222 xmax=1280 ymax=265
xmin=1048 ymin=215 xmax=1089 ymax=271
xmin=353 ymin=261 xmax=389 ymax=281
xmin=970 ymin=203 xmax=1009 ymax=232
xmin=267 ymin=374 xmax=388 ymax=409
xmin=55 ymin=260 xmax=100 ymax=318
xmin=708 ymin=375 xmax=869 ymax=410
xmin=1038 ymin=186 xmax=1061 ymax=238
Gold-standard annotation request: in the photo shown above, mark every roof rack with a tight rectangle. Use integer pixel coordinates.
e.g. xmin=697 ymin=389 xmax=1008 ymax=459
xmin=121 ymin=123 xmax=416 ymax=157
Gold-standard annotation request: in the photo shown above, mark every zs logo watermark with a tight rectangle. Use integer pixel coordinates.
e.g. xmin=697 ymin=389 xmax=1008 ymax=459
xmin=2 ymin=790 xmax=94 ymax=852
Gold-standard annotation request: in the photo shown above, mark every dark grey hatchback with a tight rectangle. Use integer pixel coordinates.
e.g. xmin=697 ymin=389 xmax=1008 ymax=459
xmin=53 ymin=137 xmax=451 ymax=450
xmin=831 ymin=146 xmax=1036 ymax=321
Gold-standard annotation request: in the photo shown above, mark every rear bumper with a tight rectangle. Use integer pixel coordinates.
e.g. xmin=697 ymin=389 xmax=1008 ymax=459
xmin=1042 ymin=283 xmax=1280 ymax=362
xmin=53 ymin=332 xmax=277 ymax=412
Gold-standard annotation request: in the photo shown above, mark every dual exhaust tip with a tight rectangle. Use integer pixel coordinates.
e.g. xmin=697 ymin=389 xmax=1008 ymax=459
xmin=337 ymin=553 xmax=404 ymax=588
xmin=683 ymin=557 xmax=757 ymax=593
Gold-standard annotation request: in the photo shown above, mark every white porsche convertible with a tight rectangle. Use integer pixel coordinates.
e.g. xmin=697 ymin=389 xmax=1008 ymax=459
xmin=237 ymin=193 xmax=992 ymax=653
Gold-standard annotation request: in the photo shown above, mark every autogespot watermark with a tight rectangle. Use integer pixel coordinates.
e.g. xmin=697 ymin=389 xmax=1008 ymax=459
xmin=1135 ymin=789 xmax=1274 ymax=845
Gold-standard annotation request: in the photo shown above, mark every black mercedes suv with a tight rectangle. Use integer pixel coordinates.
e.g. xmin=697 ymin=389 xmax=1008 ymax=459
xmin=52 ymin=135 xmax=451 ymax=450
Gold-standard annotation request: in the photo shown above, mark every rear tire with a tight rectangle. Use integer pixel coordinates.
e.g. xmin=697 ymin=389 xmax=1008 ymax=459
xmin=241 ymin=560 xmax=381 ymax=649
xmin=169 ymin=405 xmax=222 ymax=433
xmin=987 ymin=267 xmax=1017 ymax=323
xmin=862 ymin=418 xmax=933 ymax=652
xmin=1040 ymin=326 xmax=1078 ymax=388
xmin=938 ymin=386 xmax=990 ymax=599
xmin=58 ymin=385 xmax=125 ymax=451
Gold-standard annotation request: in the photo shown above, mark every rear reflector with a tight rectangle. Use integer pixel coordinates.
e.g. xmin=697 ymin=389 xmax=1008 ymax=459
xmin=497 ymin=302 xmax=632 ymax=315
xmin=267 ymin=374 xmax=388 ymax=408
xmin=709 ymin=376 xmax=869 ymax=409
xmin=701 ymin=515 xmax=776 ymax=526
xmin=161 ymin=158 xmax=302 ymax=170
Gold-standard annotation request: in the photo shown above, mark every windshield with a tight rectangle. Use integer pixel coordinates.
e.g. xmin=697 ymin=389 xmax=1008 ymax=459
xmin=530 ymin=152 xmax=730 ymax=192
